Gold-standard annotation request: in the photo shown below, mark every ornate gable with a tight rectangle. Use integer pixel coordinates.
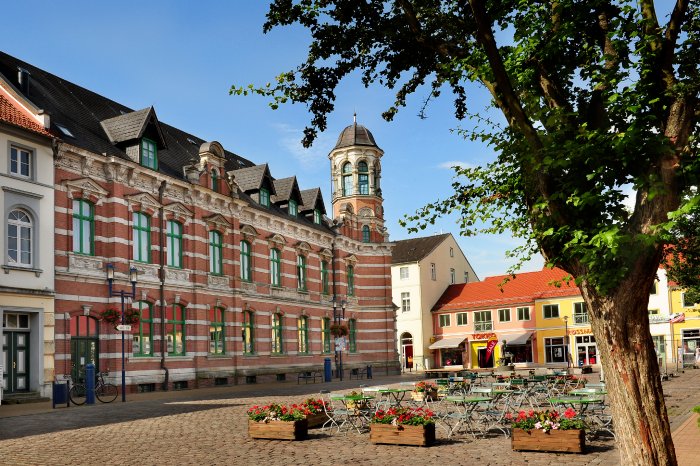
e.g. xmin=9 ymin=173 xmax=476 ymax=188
xmin=63 ymin=177 xmax=109 ymax=205
xmin=204 ymin=213 xmax=231 ymax=231
xmin=126 ymin=192 xmax=161 ymax=216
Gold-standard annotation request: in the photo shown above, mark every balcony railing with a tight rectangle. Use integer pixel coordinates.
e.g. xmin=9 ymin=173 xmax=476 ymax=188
xmin=474 ymin=321 xmax=493 ymax=332
xmin=573 ymin=314 xmax=589 ymax=325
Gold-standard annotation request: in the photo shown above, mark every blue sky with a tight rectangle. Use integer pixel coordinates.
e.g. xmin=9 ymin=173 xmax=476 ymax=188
xmin=11 ymin=1 xmax=679 ymax=278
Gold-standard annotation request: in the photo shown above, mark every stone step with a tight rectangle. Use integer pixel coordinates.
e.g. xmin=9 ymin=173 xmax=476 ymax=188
xmin=2 ymin=392 xmax=50 ymax=404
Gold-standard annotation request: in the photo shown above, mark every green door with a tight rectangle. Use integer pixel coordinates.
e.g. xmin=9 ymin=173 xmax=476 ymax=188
xmin=69 ymin=315 xmax=99 ymax=382
xmin=2 ymin=331 xmax=30 ymax=393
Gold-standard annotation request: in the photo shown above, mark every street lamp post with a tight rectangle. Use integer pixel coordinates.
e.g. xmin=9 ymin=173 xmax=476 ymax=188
xmin=563 ymin=315 xmax=570 ymax=368
xmin=106 ymin=263 xmax=138 ymax=402
xmin=332 ymin=296 xmax=346 ymax=381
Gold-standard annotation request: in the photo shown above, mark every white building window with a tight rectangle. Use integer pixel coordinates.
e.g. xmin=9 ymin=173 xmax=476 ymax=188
xmin=457 ymin=313 xmax=468 ymax=326
xmin=543 ymin=304 xmax=560 ymax=319
xmin=400 ymin=267 xmax=409 ymax=280
xmin=7 ymin=209 xmax=32 ymax=267
xmin=545 ymin=337 xmax=566 ymax=363
xmin=449 ymin=247 xmax=454 ymax=257
xmin=431 ymin=263 xmax=436 ymax=281
xmin=517 ymin=307 xmax=530 ymax=321
xmin=401 ymin=292 xmax=411 ymax=312
xmin=498 ymin=308 xmax=511 ymax=322
xmin=10 ymin=145 xmax=32 ymax=179
xmin=439 ymin=314 xmax=451 ymax=327
xmin=450 ymin=268 xmax=455 ymax=284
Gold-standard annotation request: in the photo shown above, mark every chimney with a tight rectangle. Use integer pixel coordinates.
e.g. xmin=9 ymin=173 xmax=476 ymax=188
xmin=17 ymin=67 xmax=31 ymax=95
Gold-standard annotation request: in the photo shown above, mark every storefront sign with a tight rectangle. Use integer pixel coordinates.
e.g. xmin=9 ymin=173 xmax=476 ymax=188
xmin=472 ymin=333 xmax=497 ymax=341
xmin=485 ymin=336 xmax=499 ymax=362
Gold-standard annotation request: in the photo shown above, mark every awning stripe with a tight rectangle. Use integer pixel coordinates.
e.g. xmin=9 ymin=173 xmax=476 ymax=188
xmin=428 ymin=336 xmax=467 ymax=350
xmin=504 ymin=332 xmax=532 ymax=346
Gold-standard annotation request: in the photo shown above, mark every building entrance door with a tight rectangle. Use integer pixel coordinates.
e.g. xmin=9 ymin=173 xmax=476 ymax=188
xmin=69 ymin=315 xmax=100 ymax=381
xmin=2 ymin=331 xmax=30 ymax=393
xmin=575 ymin=335 xmax=598 ymax=366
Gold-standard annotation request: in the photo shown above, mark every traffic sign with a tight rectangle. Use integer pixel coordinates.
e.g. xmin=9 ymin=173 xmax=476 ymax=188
xmin=116 ymin=324 xmax=132 ymax=331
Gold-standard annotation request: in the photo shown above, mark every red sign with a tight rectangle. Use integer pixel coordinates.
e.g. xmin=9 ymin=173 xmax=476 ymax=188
xmin=485 ymin=336 xmax=499 ymax=362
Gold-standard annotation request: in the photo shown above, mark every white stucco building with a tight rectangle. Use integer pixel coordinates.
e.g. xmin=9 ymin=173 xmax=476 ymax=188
xmin=391 ymin=233 xmax=478 ymax=371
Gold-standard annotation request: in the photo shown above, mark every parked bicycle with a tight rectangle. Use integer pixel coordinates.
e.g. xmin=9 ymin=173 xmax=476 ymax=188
xmin=69 ymin=370 xmax=118 ymax=405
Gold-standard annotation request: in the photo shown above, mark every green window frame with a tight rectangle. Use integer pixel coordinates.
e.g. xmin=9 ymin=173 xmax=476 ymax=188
xmin=167 ymin=304 xmax=186 ymax=356
xmin=211 ymin=168 xmax=219 ymax=192
xmin=321 ymin=260 xmax=329 ymax=294
xmin=133 ymin=301 xmax=154 ymax=357
xmin=358 ymin=161 xmax=369 ymax=195
xmin=362 ymin=225 xmax=370 ymax=243
xmin=314 ymin=209 xmax=322 ymax=224
xmin=166 ymin=220 xmax=183 ymax=268
xmin=271 ymin=313 xmax=284 ymax=354
xmin=270 ymin=248 xmax=281 ymax=287
xmin=288 ymin=199 xmax=298 ymax=217
xmin=209 ymin=306 xmax=225 ymax=355
xmin=209 ymin=230 xmax=222 ymax=275
xmin=72 ymin=199 xmax=94 ymax=255
xmin=132 ymin=212 xmax=151 ymax=263
xmin=348 ymin=318 xmax=357 ymax=353
xmin=543 ymin=304 xmax=560 ymax=319
xmin=342 ymin=162 xmax=353 ymax=196
xmin=347 ymin=265 xmax=355 ymax=296
xmin=141 ymin=138 xmax=158 ymax=169
xmin=297 ymin=316 xmax=309 ymax=354
xmin=259 ymin=188 xmax=270 ymax=207
xmin=322 ymin=317 xmax=331 ymax=353
xmin=243 ymin=310 xmax=255 ymax=354
xmin=240 ymin=240 xmax=252 ymax=282
xmin=297 ymin=255 xmax=307 ymax=291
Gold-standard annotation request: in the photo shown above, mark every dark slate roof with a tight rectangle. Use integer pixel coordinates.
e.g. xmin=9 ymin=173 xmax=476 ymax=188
xmin=233 ymin=164 xmax=275 ymax=194
xmin=391 ymin=233 xmax=451 ymax=264
xmin=333 ymin=122 xmax=380 ymax=150
xmin=300 ymin=188 xmax=326 ymax=214
xmin=272 ymin=176 xmax=301 ymax=204
xmin=100 ymin=107 xmax=166 ymax=148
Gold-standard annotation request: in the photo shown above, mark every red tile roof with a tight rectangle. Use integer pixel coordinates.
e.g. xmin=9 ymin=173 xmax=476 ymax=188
xmin=433 ymin=267 xmax=580 ymax=311
xmin=0 ymin=94 xmax=53 ymax=138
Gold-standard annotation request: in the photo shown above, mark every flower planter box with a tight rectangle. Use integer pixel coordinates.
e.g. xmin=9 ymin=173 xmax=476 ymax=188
xmin=410 ymin=390 xmax=437 ymax=402
xmin=511 ymin=428 xmax=585 ymax=453
xmin=305 ymin=412 xmax=328 ymax=429
xmin=369 ymin=423 xmax=436 ymax=447
xmin=248 ymin=419 xmax=308 ymax=441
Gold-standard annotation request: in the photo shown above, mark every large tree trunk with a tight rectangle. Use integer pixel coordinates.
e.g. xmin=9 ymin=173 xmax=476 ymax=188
xmin=580 ymin=272 xmax=677 ymax=465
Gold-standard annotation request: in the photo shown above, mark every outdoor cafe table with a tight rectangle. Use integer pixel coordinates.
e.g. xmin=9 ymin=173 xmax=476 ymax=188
xmin=330 ymin=394 xmax=376 ymax=432
xmin=569 ymin=389 xmax=608 ymax=396
xmin=442 ymin=396 xmax=493 ymax=438
xmin=548 ymin=397 xmax=602 ymax=415
xmin=377 ymin=388 xmax=413 ymax=408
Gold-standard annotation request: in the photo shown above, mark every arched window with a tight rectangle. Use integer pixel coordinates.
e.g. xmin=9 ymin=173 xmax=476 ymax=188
xmin=358 ymin=161 xmax=369 ymax=195
xmin=362 ymin=225 xmax=370 ymax=243
xmin=209 ymin=306 xmax=225 ymax=354
xmin=348 ymin=318 xmax=357 ymax=353
xmin=72 ymin=199 xmax=94 ymax=255
xmin=209 ymin=231 xmax=222 ymax=275
xmin=243 ymin=310 xmax=255 ymax=354
xmin=132 ymin=212 xmax=151 ymax=263
xmin=342 ymin=162 xmax=353 ymax=196
xmin=166 ymin=220 xmax=183 ymax=268
xmin=167 ymin=304 xmax=186 ymax=356
xmin=8 ymin=209 xmax=32 ymax=266
xmin=270 ymin=248 xmax=281 ymax=287
xmin=321 ymin=317 xmax=331 ymax=354
xmin=297 ymin=315 xmax=309 ymax=354
xmin=240 ymin=240 xmax=252 ymax=282
xmin=133 ymin=301 xmax=154 ymax=357
xmin=271 ymin=313 xmax=284 ymax=354
xmin=211 ymin=168 xmax=219 ymax=192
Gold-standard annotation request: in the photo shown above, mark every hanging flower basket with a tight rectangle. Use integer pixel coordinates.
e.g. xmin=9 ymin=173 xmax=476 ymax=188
xmin=330 ymin=324 xmax=349 ymax=337
xmin=100 ymin=307 xmax=140 ymax=329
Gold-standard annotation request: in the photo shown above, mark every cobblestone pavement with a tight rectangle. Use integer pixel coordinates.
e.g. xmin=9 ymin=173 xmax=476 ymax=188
xmin=1 ymin=369 xmax=698 ymax=466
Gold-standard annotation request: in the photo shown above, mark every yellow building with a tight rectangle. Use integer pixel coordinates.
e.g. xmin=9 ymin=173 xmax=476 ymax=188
xmin=669 ymin=288 xmax=700 ymax=369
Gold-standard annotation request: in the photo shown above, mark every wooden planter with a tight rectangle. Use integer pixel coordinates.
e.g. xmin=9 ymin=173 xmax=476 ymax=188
xmin=248 ymin=419 xmax=308 ymax=441
xmin=305 ymin=412 xmax=328 ymax=429
xmin=511 ymin=428 xmax=585 ymax=453
xmin=369 ymin=423 xmax=436 ymax=447
xmin=410 ymin=390 xmax=437 ymax=402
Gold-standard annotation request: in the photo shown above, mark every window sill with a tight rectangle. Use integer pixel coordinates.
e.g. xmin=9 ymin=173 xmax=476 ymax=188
xmin=242 ymin=353 xmax=257 ymax=357
xmin=206 ymin=353 xmax=230 ymax=359
xmin=2 ymin=264 xmax=43 ymax=277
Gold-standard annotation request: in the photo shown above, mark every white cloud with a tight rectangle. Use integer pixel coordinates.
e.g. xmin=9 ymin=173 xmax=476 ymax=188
xmin=438 ymin=160 xmax=474 ymax=170
xmin=272 ymin=122 xmax=333 ymax=171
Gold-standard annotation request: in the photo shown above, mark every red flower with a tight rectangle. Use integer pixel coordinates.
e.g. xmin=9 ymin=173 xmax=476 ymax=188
xmin=564 ymin=407 xmax=577 ymax=419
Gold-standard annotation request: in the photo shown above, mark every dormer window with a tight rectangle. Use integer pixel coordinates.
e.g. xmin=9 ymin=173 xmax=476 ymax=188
xmin=313 ymin=209 xmax=322 ymax=225
xmin=211 ymin=168 xmax=219 ymax=192
xmin=141 ymin=138 xmax=158 ymax=169
xmin=259 ymin=188 xmax=270 ymax=207
xmin=289 ymin=200 xmax=298 ymax=217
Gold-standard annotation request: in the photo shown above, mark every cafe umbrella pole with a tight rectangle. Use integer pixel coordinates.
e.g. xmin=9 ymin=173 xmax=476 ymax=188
xmin=106 ymin=264 xmax=138 ymax=402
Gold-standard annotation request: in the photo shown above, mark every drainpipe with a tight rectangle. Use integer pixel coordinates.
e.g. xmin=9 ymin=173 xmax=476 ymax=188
xmin=158 ymin=180 xmax=169 ymax=390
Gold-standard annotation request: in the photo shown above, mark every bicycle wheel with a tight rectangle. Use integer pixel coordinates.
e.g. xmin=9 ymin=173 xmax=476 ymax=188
xmin=69 ymin=384 xmax=87 ymax=405
xmin=96 ymin=383 xmax=118 ymax=403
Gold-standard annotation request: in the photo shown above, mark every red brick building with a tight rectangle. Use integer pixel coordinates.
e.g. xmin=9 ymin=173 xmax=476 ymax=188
xmin=0 ymin=51 xmax=397 ymax=393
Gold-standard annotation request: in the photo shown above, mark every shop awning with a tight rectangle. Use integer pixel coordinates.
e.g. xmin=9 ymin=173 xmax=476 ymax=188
xmin=429 ymin=336 xmax=467 ymax=350
xmin=504 ymin=332 xmax=533 ymax=346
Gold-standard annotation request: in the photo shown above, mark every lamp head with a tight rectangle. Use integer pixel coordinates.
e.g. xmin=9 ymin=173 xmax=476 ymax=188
xmin=129 ymin=267 xmax=138 ymax=284
xmin=106 ymin=263 xmax=115 ymax=282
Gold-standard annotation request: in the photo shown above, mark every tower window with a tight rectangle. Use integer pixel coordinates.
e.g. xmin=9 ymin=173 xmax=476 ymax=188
xmin=342 ymin=162 xmax=353 ymax=196
xmin=358 ymin=161 xmax=369 ymax=195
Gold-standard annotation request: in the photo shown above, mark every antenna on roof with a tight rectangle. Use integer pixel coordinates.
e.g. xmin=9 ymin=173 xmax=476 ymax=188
xmin=353 ymin=111 xmax=357 ymax=125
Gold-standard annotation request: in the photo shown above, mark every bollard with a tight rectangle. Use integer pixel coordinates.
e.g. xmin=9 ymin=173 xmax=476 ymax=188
xmin=324 ymin=358 xmax=332 ymax=382
xmin=366 ymin=365 xmax=372 ymax=379
xmin=85 ymin=363 xmax=96 ymax=405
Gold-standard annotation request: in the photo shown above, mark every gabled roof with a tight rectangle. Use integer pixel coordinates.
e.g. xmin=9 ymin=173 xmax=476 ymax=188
xmin=391 ymin=233 xmax=451 ymax=264
xmin=0 ymin=94 xmax=53 ymax=138
xmin=100 ymin=107 xmax=166 ymax=148
xmin=433 ymin=267 xmax=580 ymax=312
xmin=272 ymin=176 xmax=301 ymax=204
xmin=231 ymin=163 xmax=275 ymax=194
xmin=299 ymin=188 xmax=326 ymax=214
